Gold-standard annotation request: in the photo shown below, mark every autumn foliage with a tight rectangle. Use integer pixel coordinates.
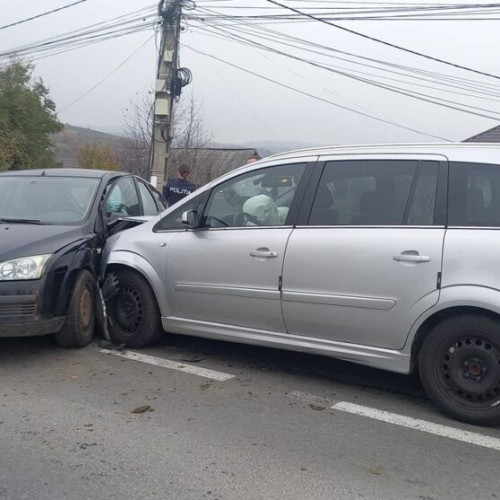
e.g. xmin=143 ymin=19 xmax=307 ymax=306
xmin=77 ymin=143 xmax=119 ymax=171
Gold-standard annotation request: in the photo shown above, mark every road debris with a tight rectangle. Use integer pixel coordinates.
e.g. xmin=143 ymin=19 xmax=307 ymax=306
xmin=370 ymin=465 xmax=386 ymax=476
xmin=309 ymin=404 xmax=325 ymax=411
xmin=131 ymin=405 xmax=154 ymax=414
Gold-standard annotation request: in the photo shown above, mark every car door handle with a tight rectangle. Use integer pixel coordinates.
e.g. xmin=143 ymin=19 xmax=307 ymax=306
xmin=393 ymin=254 xmax=430 ymax=263
xmin=250 ymin=249 xmax=278 ymax=258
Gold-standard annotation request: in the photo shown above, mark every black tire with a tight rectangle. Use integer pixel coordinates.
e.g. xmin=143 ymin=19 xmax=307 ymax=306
xmin=54 ymin=270 xmax=95 ymax=348
xmin=107 ymin=270 xmax=163 ymax=348
xmin=419 ymin=314 xmax=500 ymax=426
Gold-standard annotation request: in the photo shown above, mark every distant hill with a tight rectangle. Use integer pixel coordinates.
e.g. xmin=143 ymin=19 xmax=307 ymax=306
xmin=52 ymin=124 xmax=125 ymax=168
xmin=52 ymin=125 xmax=320 ymax=168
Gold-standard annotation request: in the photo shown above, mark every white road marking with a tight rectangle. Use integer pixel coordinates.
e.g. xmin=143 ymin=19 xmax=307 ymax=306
xmin=332 ymin=401 xmax=500 ymax=452
xmin=97 ymin=348 xmax=235 ymax=381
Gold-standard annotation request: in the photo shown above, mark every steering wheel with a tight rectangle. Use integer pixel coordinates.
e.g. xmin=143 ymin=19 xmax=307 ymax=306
xmin=233 ymin=212 xmax=259 ymax=227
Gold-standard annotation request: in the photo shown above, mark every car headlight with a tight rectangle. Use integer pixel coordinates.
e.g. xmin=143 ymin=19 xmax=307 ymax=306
xmin=0 ymin=254 xmax=52 ymax=281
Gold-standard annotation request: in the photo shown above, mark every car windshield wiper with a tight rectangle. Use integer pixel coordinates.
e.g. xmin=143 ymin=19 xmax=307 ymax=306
xmin=0 ymin=217 xmax=43 ymax=225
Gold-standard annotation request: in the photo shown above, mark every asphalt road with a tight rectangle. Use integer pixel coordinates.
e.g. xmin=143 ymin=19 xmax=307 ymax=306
xmin=1 ymin=333 xmax=500 ymax=500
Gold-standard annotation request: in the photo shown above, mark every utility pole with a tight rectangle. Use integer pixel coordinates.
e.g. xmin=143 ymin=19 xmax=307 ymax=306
xmin=150 ymin=0 xmax=182 ymax=190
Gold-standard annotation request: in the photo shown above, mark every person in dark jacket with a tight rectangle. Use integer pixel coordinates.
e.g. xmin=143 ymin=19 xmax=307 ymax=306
xmin=163 ymin=164 xmax=197 ymax=206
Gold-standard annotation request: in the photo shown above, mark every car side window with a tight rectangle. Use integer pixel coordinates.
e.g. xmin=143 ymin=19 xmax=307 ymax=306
xmin=106 ymin=177 xmax=141 ymax=217
xmin=309 ymin=160 xmax=418 ymax=226
xmin=137 ymin=181 xmax=159 ymax=215
xmin=154 ymin=193 xmax=204 ymax=231
xmin=202 ymin=163 xmax=306 ymax=228
xmin=407 ymin=161 xmax=439 ymax=225
xmin=449 ymin=162 xmax=500 ymax=227
xmin=151 ymin=189 xmax=167 ymax=211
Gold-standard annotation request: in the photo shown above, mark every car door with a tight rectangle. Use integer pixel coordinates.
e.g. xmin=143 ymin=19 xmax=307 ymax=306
xmin=163 ymin=160 xmax=313 ymax=332
xmin=137 ymin=179 xmax=164 ymax=215
xmin=281 ymin=155 xmax=447 ymax=350
xmin=443 ymin=160 xmax=500 ymax=291
xmin=104 ymin=176 xmax=143 ymax=218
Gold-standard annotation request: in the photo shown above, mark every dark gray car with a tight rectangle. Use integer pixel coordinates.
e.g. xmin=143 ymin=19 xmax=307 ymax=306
xmin=0 ymin=168 xmax=165 ymax=346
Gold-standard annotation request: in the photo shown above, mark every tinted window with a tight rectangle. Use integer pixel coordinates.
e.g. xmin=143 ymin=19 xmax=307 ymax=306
xmin=0 ymin=176 xmax=100 ymax=225
xmin=106 ymin=177 xmax=141 ymax=217
xmin=309 ymin=160 xmax=418 ymax=226
xmin=155 ymin=193 xmax=204 ymax=231
xmin=203 ymin=163 xmax=306 ymax=228
xmin=449 ymin=162 xmax=500 ymax=226
xmin=408 ymin=161 xmax=439 ymax=225
xmin=138 ymin=182 xmax=158 ymax=215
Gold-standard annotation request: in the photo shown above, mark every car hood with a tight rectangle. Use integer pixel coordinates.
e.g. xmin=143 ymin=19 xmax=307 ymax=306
xmin=0 ymin=223 xmax=86 ymax=262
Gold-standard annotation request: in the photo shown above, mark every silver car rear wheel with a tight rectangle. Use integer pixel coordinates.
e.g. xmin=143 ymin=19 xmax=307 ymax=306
xmin=419 ymin=314 xmax=500 ymax=426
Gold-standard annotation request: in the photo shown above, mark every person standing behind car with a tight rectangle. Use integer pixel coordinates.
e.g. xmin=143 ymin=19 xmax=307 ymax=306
xmin=163 ymin=164 xmax=197 ymax=206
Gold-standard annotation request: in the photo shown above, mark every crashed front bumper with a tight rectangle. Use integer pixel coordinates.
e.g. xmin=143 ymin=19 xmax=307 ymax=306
xmin=0 ymin=279 xmax=64 ymax=337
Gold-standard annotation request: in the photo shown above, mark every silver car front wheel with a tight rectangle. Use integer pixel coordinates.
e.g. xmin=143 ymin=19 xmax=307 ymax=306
xmin=107 ymin=270 xmax=163 ymax=348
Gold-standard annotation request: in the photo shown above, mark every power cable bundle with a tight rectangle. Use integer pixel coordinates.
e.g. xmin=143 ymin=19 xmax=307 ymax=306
xmin=171 ymin=67 xmax=193 ymax=97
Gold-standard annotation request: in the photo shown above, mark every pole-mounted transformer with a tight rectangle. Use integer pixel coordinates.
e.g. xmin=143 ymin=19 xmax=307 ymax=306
xmin=149 ymin=0 xmax=193 ymax=190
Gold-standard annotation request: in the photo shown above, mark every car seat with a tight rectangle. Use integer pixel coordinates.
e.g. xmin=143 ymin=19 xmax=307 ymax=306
xmin=465 ymin=186 xmax=485 ymax=225
xmin=309 ymin=183 xmax=339 ymax=225
xmin=351 ymin=191 xmax=381 ymax=225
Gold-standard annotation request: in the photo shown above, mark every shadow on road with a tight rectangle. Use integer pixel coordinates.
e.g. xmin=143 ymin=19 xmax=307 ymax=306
xmin=0 ymin=333 xmax=426 ymax=403
xmin=154 ymin=333 xmax=427 ymax=401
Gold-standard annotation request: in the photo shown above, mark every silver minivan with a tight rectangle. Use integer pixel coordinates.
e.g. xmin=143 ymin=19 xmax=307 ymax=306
xmin=101 ymin=144 xmax=500 ymax=426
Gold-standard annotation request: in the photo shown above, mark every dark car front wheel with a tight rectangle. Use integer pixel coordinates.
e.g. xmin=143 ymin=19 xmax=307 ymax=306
xmin=54 ymin=269 xmax=95 ymax=347
xmin=107 ymin=270 xmax=163 ymax=348
xmin=419 ymin=314 xmax=500 ymax=426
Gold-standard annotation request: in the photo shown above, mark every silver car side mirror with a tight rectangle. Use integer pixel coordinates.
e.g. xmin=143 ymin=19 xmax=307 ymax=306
xmin=182 ymin=209 xmax=199 ymax=228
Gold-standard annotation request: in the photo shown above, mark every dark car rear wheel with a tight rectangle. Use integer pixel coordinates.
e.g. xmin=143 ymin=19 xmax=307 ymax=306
xmin=107 ymin=270 xmax=163 ymax=348
xmin=54 ymin=269 xmax=95 ymax=347
xmin=419 ymin=314 xmax=500 ymax=426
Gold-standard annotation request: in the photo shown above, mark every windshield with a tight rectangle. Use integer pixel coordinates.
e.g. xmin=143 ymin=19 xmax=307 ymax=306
xmin=0 ymin=176 xmax=101 ymax=225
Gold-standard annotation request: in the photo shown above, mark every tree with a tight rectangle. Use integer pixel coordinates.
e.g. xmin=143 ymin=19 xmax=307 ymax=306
xmin=77 ymin=143 xmax=119 ymax=171
xmin=0 ymin=121 xmax=19 ymax=168
xmin=119 ymin=92 xmax=213 ymax=183
xmin=170 ymin=97 xmax=214 ymax=185
xmin=0 ymin=59 xmax=62 ymax=171
xmin=118 ymin=92 xmax=153 ymax=179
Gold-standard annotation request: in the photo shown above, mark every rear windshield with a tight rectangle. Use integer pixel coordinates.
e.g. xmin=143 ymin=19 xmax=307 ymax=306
xmin=0 ymin=176 xmax=101 ymax=225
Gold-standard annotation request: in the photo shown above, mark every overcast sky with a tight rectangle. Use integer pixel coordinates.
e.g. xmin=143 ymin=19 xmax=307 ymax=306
xmin=1 ymin=0 xmax=500 ymax=147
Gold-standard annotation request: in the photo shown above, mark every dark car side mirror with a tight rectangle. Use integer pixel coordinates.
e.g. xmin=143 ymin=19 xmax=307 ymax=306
xmin=182 ymin=210 xmax=199 ymax=228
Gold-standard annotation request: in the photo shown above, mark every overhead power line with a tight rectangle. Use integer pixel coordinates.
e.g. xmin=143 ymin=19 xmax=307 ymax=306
xmin=0 ymin=6 xmax=158 ymax=61
xmin=190 ymin=4 xmax=500 ymax=97
xmin=267 ymin=0 xmax=500 ymax=81
xmin=192 ymin=15 xmax=500 ymax=101
xmin=58 ymin=35 xmax=154 ymax=113
xmin=192 ymin=19 xmax=500 ymax=120
xmin=183 ymin=43 xmax=452 ymax=142
xmin=0 ymin=0 xmax=88 ymax=31
xmin=189 ymin=2 xmax=500 ymax=22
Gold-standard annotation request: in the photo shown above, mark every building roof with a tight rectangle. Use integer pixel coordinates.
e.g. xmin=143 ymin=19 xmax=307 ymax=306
xmin=463 ymin=125 xmax=500 ymax=143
